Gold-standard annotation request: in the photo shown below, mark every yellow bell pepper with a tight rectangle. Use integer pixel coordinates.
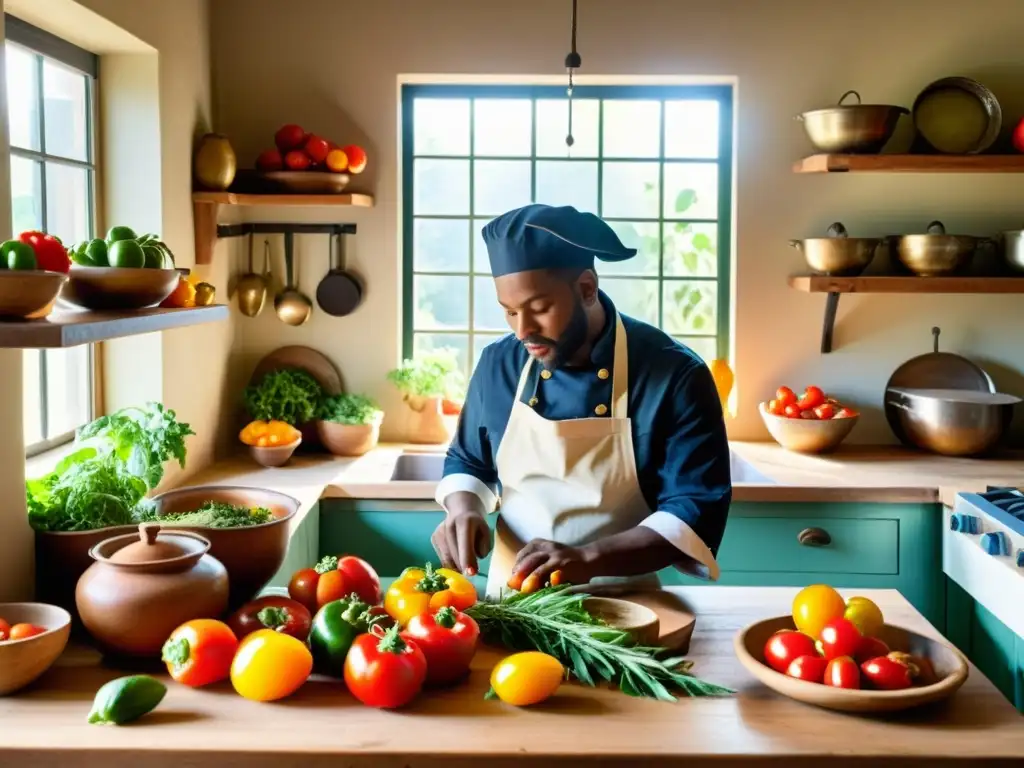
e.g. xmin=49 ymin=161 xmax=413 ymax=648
xmin=384 ymin=563 xmax=477 ymax=626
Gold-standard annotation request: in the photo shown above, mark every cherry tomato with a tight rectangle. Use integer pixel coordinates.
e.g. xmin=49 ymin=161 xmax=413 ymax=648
xmin=824 ymin=656 xmax=861 ymax=689
xmin=0 ymin=617 xmax=10 ymax=641
xmin=797 ymin=385 xmax=826 ymax=410
xmin=890 ymin=652 xmax=938 ymax=686
xmin=316 ymin=570 xmax=349 ymax=607
xmin=818 ymin=617 xmax=862 ymax=660
xmin=785 ymin=654 xmax=828 ymax=684
xmin=344 ymin=625 xmax=427 ymax=709
xmin=784 ymin=403 xmax=802 ymax=419
xmin=799 ymin=409 xmax=819 ymax=420
xmin=288 ymin=568 xmax=320 ymax=613
xmin=288 ymin=555 xmax=382 ymax=614
xmin=860 ymin=655 xmax=913 ymax=690
xmin=490 ymin=651 xmax=564 ymax=706
xmin=763 ymin=629 xmax=818 ymax=673
xmin=844 ymin=596 xmax=884 ymax=637
xmin=835 ymin=407 xmax=858 ymax=419
xmin=792 ymin=584 xmax=847 ymax=640
xmin=814 ymin=403 xmax=836 ymax=420
xmin=854 ymin=635 xmax=891 ymax=664
xmin=403 ymin=606 xmax=480 ymax=686
xmin=767 ymin=399 xmax=786 ymax=416
xmin=231 ymin=629 xmax=313 ymax=702
xmin=227 ymin=595 xmax=312 ymax=642
xmin=161 ymin=619 xmax=238 ymax=688
xmin=776 ymin=386 xmax=798 ymax=407
xmin=8 ymin=623 xmax=46 ymax=640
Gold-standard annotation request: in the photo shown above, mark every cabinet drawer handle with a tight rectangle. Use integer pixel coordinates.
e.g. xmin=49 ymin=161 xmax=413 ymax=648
xmin=797 ymin=527 xmax=832 ymax=547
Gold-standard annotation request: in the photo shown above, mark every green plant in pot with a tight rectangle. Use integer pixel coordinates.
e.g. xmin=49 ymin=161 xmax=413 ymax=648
xmin=315 ymin=393 xmax=384 ymax=457
xmin=241 ymin=368 xmax=326 ymax=456
xmin=386 ymin=350 xmax=465 ymax=444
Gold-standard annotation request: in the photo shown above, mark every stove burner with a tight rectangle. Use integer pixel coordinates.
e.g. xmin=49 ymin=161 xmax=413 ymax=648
xmin=978 ymin=488 xmax=1024 ymax=520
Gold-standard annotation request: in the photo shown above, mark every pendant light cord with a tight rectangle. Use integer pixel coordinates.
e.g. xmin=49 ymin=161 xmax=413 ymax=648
xmin=564 ymin=0 xmax=581 ymax=147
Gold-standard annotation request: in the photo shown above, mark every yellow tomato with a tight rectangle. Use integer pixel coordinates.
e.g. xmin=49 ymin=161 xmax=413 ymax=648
xmin=791 ymin=584 xmax=847 ymax=640
xmin=239 ymin=420 xmax=269 ymax=446
xmin=230 ymin=629 xmax=312 ymax=702
xmin=843 ymin=596 xmax=884 ymax=637
xmin=489 ymin=652 xmax=564 ymax=707
xmin=384 ymin=565 xmax=477 ymax=626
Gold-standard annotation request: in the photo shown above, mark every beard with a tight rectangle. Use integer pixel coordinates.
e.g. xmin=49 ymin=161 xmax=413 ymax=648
xmin=522 ymin=296 xmax=589 ymax=370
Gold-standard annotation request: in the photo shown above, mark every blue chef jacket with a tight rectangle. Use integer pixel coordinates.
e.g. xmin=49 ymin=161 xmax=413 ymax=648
xmin=435 ymin=291 xmax=732 ymax=579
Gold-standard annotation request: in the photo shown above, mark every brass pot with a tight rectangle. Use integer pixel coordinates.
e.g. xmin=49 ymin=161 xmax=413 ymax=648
xmin=796 ymin=90 xmax=908 ymax=154
xmin=892 ymin=221 xmax=989 ymax=277
xmin=789 ymin=222 xmax=881 ymax=276
xmin=194 ymin=133 xmax=237 ymax=191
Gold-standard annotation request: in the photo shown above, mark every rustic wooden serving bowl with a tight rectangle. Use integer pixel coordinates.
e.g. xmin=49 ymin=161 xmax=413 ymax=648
xmin=0 ymin=602 xmax=71 ymax=695
xmin=735 ymin=615 xmax=969 ymax=713
xmin=0 ymin=271 xmax=67 ymax=320
xmin=61 ymin=266 xmax=179 ymax=310
xmin=583 ymin=596 xmax=660 ymax=646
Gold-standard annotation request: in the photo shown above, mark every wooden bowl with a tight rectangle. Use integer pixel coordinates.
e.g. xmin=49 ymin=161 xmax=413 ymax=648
xmin=759 ymin=403 xmax=858 ymax=454
xmin=0 ymin=602 xmax=71 ymax=695
xmin=0 ymin=271 xmax=67 ymax=320
xmin=249 ymin=437 xmax=302 ymax=468
xmin=735 ymin=615 xmax=969 ymax=713
xmin=584 ymin=596 xmax=660 ymax=646
xmin=61 ymin=266 xmax=179 ymax=310
xmin=261 ymin=171 xmax=350 ymax=194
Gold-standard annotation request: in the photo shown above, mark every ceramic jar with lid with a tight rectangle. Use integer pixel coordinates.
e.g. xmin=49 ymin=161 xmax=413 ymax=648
xmin=75 ymin=522 xmax=229 ymax=657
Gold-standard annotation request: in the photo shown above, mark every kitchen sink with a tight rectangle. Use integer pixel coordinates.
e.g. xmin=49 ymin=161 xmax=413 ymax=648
xmin=389 ymin=448 xmax=775 ymax=484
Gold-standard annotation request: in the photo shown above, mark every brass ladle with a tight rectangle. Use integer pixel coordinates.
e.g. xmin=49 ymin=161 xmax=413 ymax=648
xmin=237 ymin=235 xmax=270 ymax=318
xmin=274 ymin=232 xmax=312 ymax=326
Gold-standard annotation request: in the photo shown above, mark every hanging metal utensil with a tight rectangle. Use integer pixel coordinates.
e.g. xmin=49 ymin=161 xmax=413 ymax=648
xmin=316 ymin=231 xmax=363 ymax=316
xmin=274 ymin=232 xmax=312 ymax=326
xmin=237 ymin=235 xmax=270 ymax=318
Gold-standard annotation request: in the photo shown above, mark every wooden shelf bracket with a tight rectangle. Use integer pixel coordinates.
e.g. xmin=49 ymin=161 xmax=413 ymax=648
xmin=820 ymin=291 xmax=841 ymax=354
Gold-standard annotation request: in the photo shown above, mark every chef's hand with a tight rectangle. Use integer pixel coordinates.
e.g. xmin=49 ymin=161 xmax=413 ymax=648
xmin=431 ymin=492 xmax=492 ymax=576
xmin=510 ymin=539 xmax=596 ymax=593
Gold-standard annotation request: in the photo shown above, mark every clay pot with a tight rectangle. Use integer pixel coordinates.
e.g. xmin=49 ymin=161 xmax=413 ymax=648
xmin=193 ymin=133 xmax=237 ymax=191
xmin=317 ymin=413 xmax=383 ymax=457
xmin=75 ymin=523 xmax=229 ymax=657
xmin=405 ymin=396 xmax=454 ymax=445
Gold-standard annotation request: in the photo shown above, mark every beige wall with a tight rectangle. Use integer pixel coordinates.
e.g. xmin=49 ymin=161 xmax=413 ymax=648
xmin=210 ymin=0 xmax=1024 ymax=445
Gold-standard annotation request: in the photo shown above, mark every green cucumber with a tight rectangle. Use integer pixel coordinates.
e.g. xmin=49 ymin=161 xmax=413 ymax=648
xmin=88 ymin=675 xmax=166 ymax=725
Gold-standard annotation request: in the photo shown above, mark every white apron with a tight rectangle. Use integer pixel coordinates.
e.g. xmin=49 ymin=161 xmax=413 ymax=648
xmin=485 ymin=312 xmax=660 ymax=598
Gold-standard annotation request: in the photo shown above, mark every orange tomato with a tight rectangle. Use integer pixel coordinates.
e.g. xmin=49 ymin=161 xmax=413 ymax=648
xmin=767 ymin=399 xmax=786 ymax=416
xmin=342 ymin=144 xmax=367 ymax=174
xmin=161 ymin=275 xmax=197 ymax=309
xmin=814 ymin=403 xmax=835 ymax=420
xmin=784 ymin=404 xmax=802 ymax=418
xmin=230 ymin=629 xmax=312 ymax=702
xmin=8 ymin=623 xmax=45 ymax=640
xmin=776 ymin=386 xmax=797 ymax=407
xmin=325 ymin=148 xmax=349 ymax=173
xmin=792 ymin=584 xmax=847 ymax=640
xmin=315 ymin=569 xmax=349 ymax=608
xmin=797 ymin=385 xmax=826 ymax=410
xmin=161 ymin=619 xmax=239 ymax=688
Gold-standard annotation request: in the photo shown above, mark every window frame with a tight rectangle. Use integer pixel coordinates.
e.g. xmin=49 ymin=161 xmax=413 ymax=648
xmin=7 ymin=15 xmax=102 ymax=457
xmin=400 ymin=82 xmax=733 ymax=374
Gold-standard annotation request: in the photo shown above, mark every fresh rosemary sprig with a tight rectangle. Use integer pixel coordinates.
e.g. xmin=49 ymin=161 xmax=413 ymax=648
xmin=464 ymin=586 xmax=734 ymax=701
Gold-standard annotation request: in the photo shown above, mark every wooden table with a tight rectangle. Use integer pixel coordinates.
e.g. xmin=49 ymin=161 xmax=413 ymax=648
xmin=2 ymin=587 xmax=1020 ymax=767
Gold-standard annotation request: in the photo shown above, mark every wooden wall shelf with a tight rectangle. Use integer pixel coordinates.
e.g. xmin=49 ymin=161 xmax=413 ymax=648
xmin=0 ymin=305 xmax=229 ymax=349
xmin=794 ymin=154 xmax=1024 ymax=174
xmin=192 ymin=191 xmax=374 ymax=265
xmin=788 ymin=274 xmax=1024 ymax=353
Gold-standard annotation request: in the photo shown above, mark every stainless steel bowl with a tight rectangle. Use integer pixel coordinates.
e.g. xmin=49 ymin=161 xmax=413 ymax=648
xmin=790 ymin=222 xmax=881 ymax=276
xmin=885 ymin=387 xmax=1019 ymax=457
xmin=892 ymin=221 xmax=985 ymax=277
xmin=912 ymin=77 xmax=1001 ymax=155
xmin=796 ymin=90 xmax=909 ymax=154
xmin=1001 ymin=229 xmax=1024 ymax=273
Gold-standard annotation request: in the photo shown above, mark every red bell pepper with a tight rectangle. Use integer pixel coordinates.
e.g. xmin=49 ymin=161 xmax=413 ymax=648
xmin=18 ymin=231 xmax=70 ymax=273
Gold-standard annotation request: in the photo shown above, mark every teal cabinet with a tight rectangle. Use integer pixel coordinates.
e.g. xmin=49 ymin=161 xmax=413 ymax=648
xmin=318 ymin=499 xmax=944 ymax=629
xmin=266 ymin=502 xmax=321 ymax=590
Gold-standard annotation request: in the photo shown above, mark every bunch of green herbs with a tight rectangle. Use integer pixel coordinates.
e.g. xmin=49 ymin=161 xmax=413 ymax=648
xmin=140 ymin=501 xmax=273 ymax=529
xmin=465 ymin=585 xmax=734 ymax=701
xmin=243 ymin=368 xmax=324 ymax=425
xmin=386 ymin=349 xmax=465 ymax=400
xmin=316 ymin=393 xmax=382 ymax=426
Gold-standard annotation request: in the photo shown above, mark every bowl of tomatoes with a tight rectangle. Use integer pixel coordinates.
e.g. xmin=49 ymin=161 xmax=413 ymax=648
xmin=734 ymin=585 xmax=968 ymax=713
xmin=0 ymin=602 xmax=71 ymax=695
xmin=759 ymin=385 xmax=859 ymax=453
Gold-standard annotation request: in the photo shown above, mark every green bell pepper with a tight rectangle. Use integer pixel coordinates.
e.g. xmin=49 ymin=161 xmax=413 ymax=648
xmin=308 ymin=593 xmax=394 ymax=678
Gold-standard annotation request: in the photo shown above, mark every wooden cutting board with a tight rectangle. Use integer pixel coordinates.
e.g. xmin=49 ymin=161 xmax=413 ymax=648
xmin=609 ymin=590 xmax=698 ymax=653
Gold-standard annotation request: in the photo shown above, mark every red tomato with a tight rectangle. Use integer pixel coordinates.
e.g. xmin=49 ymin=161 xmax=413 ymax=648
xmin=441 ymin=398 xmax=463 ymax=416
xmin=344 ymin=625 xmax=428 ymax=708
xmin=1013 ymin=117 xmax=1024 ymax=154
xmin=854 ymin=635 xmax=891 ymax=664
xmin=227 ymin=595 xmax=312 ymax=642
xmin=288 ymin=568 xmax=320 ymax=614
xmin=161 ymin=619 xmax=238 ymax=688
xmin=814 ymin=402 xmax=836 ymax=420
xmin=342 ymin=144 xmax=367 ymax=174
xmin=402 ymin=606 xmax=480 ymax=686
xmin=776 ymin=386 xmax=798 ymax=407
xmin=763 ymin=629 xmax=818 ymax=674
xmin=818 ymin=617 xmax=862 ymax=661
xmin=255 ymin=148 xmax=283 ymax=171
xmin=8 ymin=623 xmax=46 ymax=640
xmin=766 ymin=399 xmax=784 ymax=416
xmin=799 ymin=409 xmax=819 ymax=420
xmin=0 ymin=617 xmax=9 ymax=641
xmin=304 ymin=134 xmax=330 ymax=164
xmin=284 ymin=150 xmax=312 ymax=170
xmin=334 ymin=555 xmax=382 ymax=605
xmin=797 ymin=385 xmax=826 ymax=410
xmin=19 ymin=231 xmax=70 ymax=273
xmin=784 ymin=403 xmax=802 ymax=419
xmin=860 ymin=655 xmax=913 ymax=690
xmin=824 ymin=656 xmax=860 ymax=689
xmin=274 ymin=124 xmax=306 ymax=153
xmin=785 ymin=654 xmax=828 ymax=684
xmin=835 ymin=407 xmax=858 ymax=419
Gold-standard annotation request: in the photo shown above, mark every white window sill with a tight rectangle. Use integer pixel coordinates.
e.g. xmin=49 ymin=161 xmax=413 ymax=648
xmin=25 ymin=441 xmax=80 ymax=479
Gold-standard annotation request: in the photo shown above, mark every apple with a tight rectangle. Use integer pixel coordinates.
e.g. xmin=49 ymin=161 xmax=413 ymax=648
xmin=284 ymin=150 xmax=312 ymax=171
xmin=325 ymin=148 xmax=349 ymax=173
xmin=1013 ymin=117 xmax=1024 ymax=154
xmin=342 ymin=144 xmax=367 ymax=174
xmin=274 ymin=124 xmax=306 ymax=153
xmin=255 ymin=148 xmax=283 ymax=172
xmin=304 ymin=134 xmax=330 ymax=164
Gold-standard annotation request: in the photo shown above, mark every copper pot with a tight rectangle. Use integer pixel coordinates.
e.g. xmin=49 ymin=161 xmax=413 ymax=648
xmin=75 ymin=523 xmax=229 ymax=657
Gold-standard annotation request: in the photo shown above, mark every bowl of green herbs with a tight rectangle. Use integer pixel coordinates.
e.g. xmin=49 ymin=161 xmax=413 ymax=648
xmin=315 ymin=393 xmax=384 ymax=457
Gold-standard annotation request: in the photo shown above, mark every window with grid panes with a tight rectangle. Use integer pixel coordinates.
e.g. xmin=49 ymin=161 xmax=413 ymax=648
xmin=401 ymin=83 xmax=732 ymax=379
xmin=6 ymin=16 xmax=99 ymax=455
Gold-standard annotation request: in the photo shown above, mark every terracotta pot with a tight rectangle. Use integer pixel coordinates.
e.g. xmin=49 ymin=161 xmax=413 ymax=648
xmin=249 ymin=437 xmax=301 ymax=467
xmin=316 ymin=414 xmax=383 ymax=457
xmin=405 ymin=396 xmax=454 ymax=445
xmin=75 ymin=523 xmax=229 ymax=657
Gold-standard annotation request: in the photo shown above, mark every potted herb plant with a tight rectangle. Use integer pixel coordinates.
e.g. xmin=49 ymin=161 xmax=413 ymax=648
xmin=315 ymin=393 xmax=385 ymax=457
xmin=386 ymin=350 xmax=465 ymax=444
xmin=241 ymin=368 xmax=325 ymax=457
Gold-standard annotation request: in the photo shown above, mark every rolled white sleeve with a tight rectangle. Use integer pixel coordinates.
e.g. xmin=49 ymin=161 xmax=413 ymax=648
xmin=435 ymin=473 xmax=498 ymax=515
xmin=640 ymin=511 xmax=720 ymax=581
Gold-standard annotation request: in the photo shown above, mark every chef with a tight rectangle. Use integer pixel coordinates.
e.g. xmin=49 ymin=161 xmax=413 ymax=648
xmin=431 ymin=203 xmax=732 ymax=598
